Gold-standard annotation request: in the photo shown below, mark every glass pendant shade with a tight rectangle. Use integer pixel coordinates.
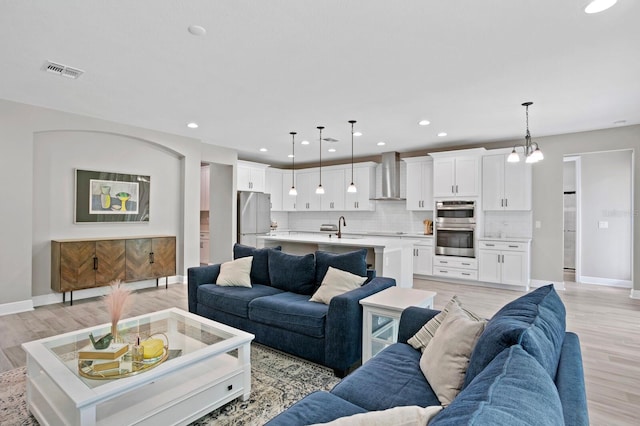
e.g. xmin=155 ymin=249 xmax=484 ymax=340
xmin=289 ymin=186 xmax=298 ymax=196
xmin=347 ymin=183 xmax=357 ymax=193
xmin=315 ymin=185 xmax=325 ymax=195
xmin=507 ymin=149 xmax=520 ymax=163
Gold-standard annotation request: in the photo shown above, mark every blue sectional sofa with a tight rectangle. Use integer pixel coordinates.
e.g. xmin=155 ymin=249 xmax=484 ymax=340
xmin=187 ymin=244 xmax=396 ymax=376
xmin=267 ymin=285 xmax=589 ymax=425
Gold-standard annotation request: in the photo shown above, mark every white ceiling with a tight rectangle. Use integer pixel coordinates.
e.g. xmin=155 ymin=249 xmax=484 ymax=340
xmin=1 ymin=1 xmax=639 ymax=166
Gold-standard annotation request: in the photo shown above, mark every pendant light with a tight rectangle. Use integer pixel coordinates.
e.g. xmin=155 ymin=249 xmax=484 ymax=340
xmin=315 ymin=126 xmax=325 ymax=194
xmin=347 ymin=120 xmax=357 ymax=193
xmin=507 ymin=102 xmax=544 ymax=164
xmin=288 ymin=132 xmax=297 ymax=196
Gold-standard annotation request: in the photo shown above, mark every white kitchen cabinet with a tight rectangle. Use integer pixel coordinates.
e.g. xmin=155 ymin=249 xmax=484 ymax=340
xmin=281 ymin=169 xmax=297 ymax=211
xmin=482 ymin=153 xmax=532 ymax=211
xmin=433 ymin=256 xmax=478 ymax=280
xmin=478 ymin=240 xmax=530 ymax=287
xmin=265 ymin=168 xmax=283 ymax=211
xmin=200 ymin=165 xmax=210 ymax=211
xmin=403 ymin=157 xmax=433 ymax=210
xmin=431 ymin=149 xmax=485 ymax=198
xmin=237 ymin=160 xmax=268 ymax=192
xmin=320 ymin=168 xmax=345 ymax=211
xmin=296 ymin=170 xmax=322 ymax=211
xmin=345 ymin=163 xmax=376 ymax=211
xmin=413 ymin=241 xmax=433 ymax=276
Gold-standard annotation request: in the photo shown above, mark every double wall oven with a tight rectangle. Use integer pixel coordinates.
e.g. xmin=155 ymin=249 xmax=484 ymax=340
xmin=435 ymin=200 xmax=476 ymax=258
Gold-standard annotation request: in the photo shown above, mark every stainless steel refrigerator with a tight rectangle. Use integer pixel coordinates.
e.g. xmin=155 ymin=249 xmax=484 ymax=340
xmin=238 ymin=191 xmax=271 ymax=247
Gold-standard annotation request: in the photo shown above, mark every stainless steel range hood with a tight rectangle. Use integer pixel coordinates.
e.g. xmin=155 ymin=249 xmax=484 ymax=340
xmin=371 ymin=152 xmax=405 ymax=201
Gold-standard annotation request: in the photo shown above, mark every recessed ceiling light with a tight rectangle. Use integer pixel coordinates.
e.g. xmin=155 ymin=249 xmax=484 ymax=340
xmin=437 ymin=132 xmax=447 ymax=137
xmin=353 ymin=132 xmax=363 ymax=137
xmin=259 ymin=148 xmax=268 ymax=152
xmin=614 ymin=120 xmax=627 ymax=126
xmin=188 ymin=25 xmax=207 ymax=36
xmin=301 ymin=140 xmax=310 ymax=145
xmin=187 ymin=122 xmax=199 ymax=129
xmin=328 ymin=148 xmax=336 ymax=153
xmin=418 ymin=120 xmax=431 ymax=126
xmin=377 ymin=141 xmax=386 ymax=146
xmin=585 ymin=0 xmax=617 ymax=14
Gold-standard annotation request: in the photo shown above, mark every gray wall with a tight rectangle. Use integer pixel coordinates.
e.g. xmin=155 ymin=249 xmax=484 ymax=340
xmin=0 ymin=99 xmax=237 ymax=310
xmin=579 ymin=150 xmax=632 ymax=282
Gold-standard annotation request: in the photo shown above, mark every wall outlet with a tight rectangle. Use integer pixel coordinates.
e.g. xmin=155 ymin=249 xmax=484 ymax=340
xmin=535 ymin=220 xmax=542 ymax=229
xmin=598 ymin=221 xmax=609 ymax=229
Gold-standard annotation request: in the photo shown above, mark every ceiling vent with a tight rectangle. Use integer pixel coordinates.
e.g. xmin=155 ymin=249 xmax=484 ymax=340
xmin=42 ymin=60 xmax=84 ymax=79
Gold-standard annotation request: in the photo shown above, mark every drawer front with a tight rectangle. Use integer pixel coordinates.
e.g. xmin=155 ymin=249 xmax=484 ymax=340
xmin=479 ymin=241 xmax=526 ymax=251
xmin=433 ymin=268 xmax=478 ymax=281
xmin=433 ymin=257 xmax=477 ymax=270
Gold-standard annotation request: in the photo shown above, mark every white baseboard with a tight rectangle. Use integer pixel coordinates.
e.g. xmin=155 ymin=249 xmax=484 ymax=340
xmin=0 ymin=299 xmax=35 ymax=316
xmin=577 ymin=276 xmax=632 ymax=288
xmin=630 ymin=289 xmax=640 ymax=299
xmin=32 ymin=276 xmax=185 ymax=307
xmin=530 ymin=279 xmax=565 ymax=291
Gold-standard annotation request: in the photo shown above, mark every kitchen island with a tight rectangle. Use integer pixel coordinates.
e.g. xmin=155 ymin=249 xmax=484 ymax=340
xmin=256 ymin=234 xmax=414 ymax=288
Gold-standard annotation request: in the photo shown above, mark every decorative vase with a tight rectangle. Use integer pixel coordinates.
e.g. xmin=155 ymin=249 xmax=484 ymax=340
xmin=100 ymin=186 xmax=111 ymax=209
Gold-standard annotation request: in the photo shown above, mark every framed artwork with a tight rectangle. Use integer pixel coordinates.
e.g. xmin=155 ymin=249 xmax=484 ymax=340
xmin=75 ymin=169 xmax=150 ymax=223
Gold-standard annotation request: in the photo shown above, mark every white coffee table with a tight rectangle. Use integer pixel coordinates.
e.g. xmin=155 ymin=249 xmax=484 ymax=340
xmin=22 ymin=308 xmax=254 ymax=426
xmin=360 ymin=287 xmax=437 ymax=363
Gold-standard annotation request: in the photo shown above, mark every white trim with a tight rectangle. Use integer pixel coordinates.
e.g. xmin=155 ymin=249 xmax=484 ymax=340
xmin=630 ymin=289 xmax=640 ymax=299
xmin=32 ymin=276 xmax=185 ymax=307
xmin=577 ymin=276 xmax=632 ymax=288
xmin=0 ymin=299 xmax=35 ymax=316
xmin=530 ymin=279 xmax=565 ymax=291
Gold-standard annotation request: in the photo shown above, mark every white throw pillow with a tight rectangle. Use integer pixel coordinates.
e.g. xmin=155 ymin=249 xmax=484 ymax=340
xmin=310 ymin=405 xmax=443 ymax=426
xmin=420 ymin=302 xmax=486 ymax=406
xmin=309 ymin=266 xmax=367 ymax=304
xmin=216 ymin=256 xmax=253 ymax=287
xmin=408 ymin=296 xmax=481 ymax=352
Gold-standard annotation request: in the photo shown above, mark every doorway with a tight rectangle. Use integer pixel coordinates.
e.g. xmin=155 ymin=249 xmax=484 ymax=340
xmin=563 ymin=150 xmax=633 ymax=287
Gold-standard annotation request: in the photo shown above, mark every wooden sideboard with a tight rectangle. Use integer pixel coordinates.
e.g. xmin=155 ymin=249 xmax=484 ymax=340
xmin=51 ymin=236 xmax=176 ymax=304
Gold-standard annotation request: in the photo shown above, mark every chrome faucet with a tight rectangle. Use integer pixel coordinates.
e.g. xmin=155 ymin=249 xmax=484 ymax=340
xmin=337 ymin=216 xmax=346 ymax=238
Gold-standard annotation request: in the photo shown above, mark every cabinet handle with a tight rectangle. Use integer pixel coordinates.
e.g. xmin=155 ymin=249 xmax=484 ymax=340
xmin=462 ymin=262 xmax=470 ymax=266
xmin=93 ymin=257 xmax=98 ymax=270
xmin=439 ymin=270 xmax=448 ymax=273
xmin=505 ymin=199 xmax=508 ymax=207
xmin=508 ymin=245 xmax=518 ymax=248
xmin=462 ymin=272 xmax=471 ymax=276
xmin=451 ymin=185 xmax=455 ymax=194
xmin=439 ymin=260 xmax=448 ymax=264
xmin=456 ymin=185 xmax=458 ymax=193
xmin=501 ymin=199 xmax=504 ymax=207
xmin=227 ymin=384 xmax=233 ymax=391
xmin=149 ymin=252 xmax=155 ymax=264
xmin=485 ymin=243 xmax=495 ymax=247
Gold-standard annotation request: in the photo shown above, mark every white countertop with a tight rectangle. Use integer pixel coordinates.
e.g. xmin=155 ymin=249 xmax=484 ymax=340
xmin=268 ymin=230 xmax=433 ymax=239
xmin=258 ymin=233 xmax=415 ymax=248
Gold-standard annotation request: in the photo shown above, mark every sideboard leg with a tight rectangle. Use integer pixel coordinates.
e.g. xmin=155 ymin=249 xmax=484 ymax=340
xmin=165 ymin=276 xmax=168 ymax=289
xmin=63 ymin=292 xmax=66 ymax=304
xmin=70 ymin=291 xmax=73 ymax=306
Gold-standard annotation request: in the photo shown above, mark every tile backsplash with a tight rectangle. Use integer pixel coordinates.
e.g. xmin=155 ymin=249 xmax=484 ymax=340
xmin=285 ymin=202 xmax=433 ymax=235
xmin=483 ymin=211 xmax=532 ymax=238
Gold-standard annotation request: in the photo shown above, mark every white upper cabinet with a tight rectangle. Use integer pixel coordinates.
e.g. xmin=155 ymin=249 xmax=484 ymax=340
xmin=265 ymin=168 xmax=283 ymax=211
xmin=280 ymin=169 xmax=297 ymax=211
xmin=345 ymin=163 xmax=376 ymax=211
xmin=482 ymin=153 xmax=532 ymax=210
xmin=320 ymin=169 xmax=346 ymax=211
xmin=237 ymin=160 xmax=268 ymax=192
xmin=295 ymin=170 xmax=322 ymax=211
xmin=431 ymin=149 xmax=484 ymax=198
xmin=403 ymin=156 xmax=433 ymax=210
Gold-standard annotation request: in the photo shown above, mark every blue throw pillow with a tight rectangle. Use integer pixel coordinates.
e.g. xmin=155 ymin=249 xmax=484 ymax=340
xmin=233 ymin=244 xmax=281 ymax=285
xmin=268 ymin=250 xmax=316 ymax=295
xmin=430 ymin=345 xmax=565 ymax=426
xmin=314 ymin=249 xmax=367 ymax=286
xmin=463 ymin=284 xmax=566 ymax=388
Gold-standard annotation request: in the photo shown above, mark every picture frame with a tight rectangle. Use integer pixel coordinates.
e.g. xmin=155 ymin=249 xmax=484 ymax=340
xmin=75 ymin=169 xmax=150 ymax=223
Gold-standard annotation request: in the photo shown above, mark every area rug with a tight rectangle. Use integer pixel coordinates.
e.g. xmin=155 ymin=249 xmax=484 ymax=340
xmin=0 ymin=344 xmax=341 ymax=426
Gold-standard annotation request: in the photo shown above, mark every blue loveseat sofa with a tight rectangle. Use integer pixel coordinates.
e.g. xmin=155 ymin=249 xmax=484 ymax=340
xmin=187 ymin=244 xmax=395 ymax=376
xmin=267 ymin=285 xmax=589 ymax=425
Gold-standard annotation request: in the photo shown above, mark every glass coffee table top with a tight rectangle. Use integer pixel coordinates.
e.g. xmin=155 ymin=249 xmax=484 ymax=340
xmin=39 ymin=309 xmax=235 ymax=388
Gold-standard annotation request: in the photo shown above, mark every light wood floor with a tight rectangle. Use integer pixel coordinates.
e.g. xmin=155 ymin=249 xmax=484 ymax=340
xmin=1 ymin=279 xmax=639 ymax=425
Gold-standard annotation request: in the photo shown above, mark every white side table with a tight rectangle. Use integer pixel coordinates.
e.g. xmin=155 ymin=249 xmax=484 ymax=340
xmin=359 ymin=287 xmax=437 ymax=363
